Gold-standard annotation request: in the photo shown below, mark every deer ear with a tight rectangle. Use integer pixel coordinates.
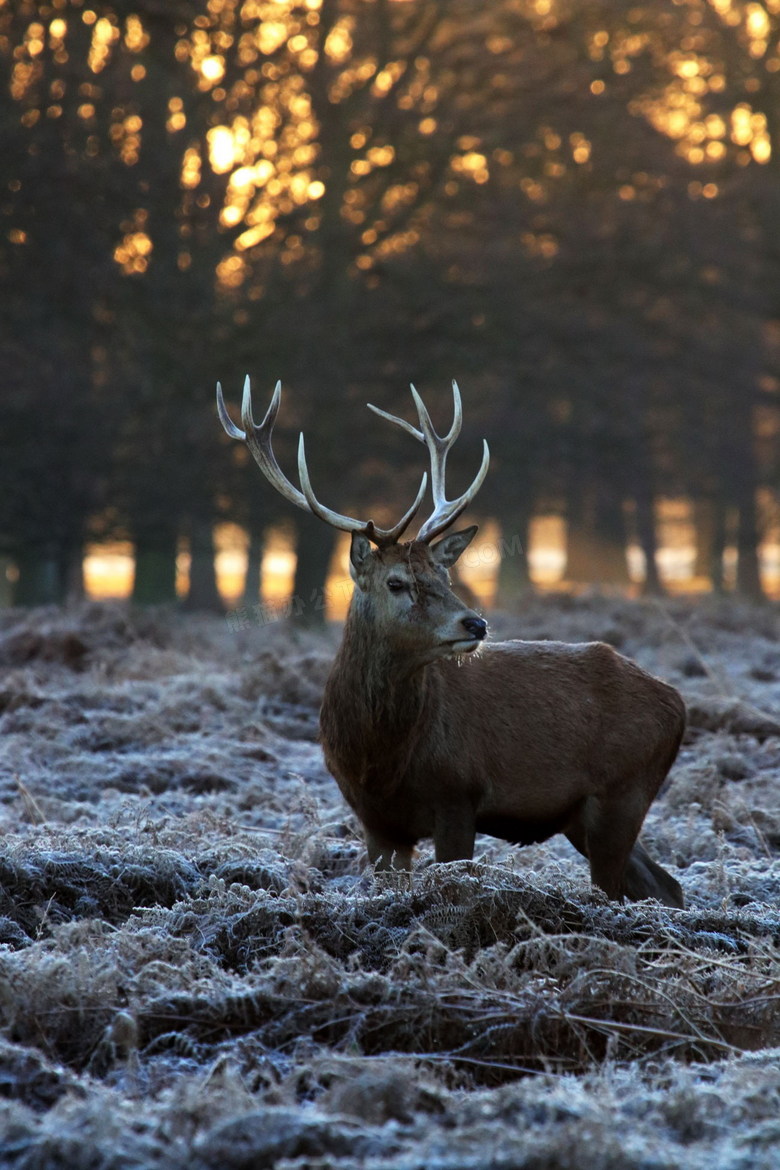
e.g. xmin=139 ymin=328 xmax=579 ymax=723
xmin=349 ymin=532 xmax=373 ymax=584
xmin=430 ymin=525 xmax=478 ymax=568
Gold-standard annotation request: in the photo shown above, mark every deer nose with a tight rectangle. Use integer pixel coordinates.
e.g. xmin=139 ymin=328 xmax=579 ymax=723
xmin=461 ymin=616 xmax=487 ymax=640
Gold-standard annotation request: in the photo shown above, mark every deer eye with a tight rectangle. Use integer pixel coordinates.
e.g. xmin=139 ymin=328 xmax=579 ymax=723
xmin=386 ymin=577 xmax=408 ymax=593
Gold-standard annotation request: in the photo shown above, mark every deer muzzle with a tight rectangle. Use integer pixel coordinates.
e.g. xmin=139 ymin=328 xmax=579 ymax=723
xmin=461 ymin=616 xmax=488 ymax=641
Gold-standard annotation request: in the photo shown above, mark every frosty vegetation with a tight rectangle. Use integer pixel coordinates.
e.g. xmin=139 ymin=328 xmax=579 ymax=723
xmin=0 ymin=597 xmax=778 ymax=1169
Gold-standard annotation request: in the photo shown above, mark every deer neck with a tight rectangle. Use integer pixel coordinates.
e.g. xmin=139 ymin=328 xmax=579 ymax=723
xmin=321 ymin=596 xmax=437 ymax=785
xmin=335 ymin=598 xmax=433 ymax=718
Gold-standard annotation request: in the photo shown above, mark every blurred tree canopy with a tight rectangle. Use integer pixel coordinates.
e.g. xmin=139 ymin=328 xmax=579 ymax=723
xmin=1 ymin=0 xmax=779 ymax=609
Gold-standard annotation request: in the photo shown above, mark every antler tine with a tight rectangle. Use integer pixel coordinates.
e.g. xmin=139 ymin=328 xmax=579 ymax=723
xmin=382 ymin=471 xmax=429 ymax=541
xmin=416 ymin=435 xmax=489 ymax=543
xmin=297 ymin=435 xmax=428 ymax=542
xmin=367 ymin=380 xmax=462 ymax=450
xmin=217 ymin=376 xmax=429 ymax=544
xmin=217 ymin=376 xmax=310 ymax=510
xmin=368 ymin=381 xmax=489 ymax=543
xmin=216 ymin=380 xmax=246 ymax=440
xmin=367 ymin=402 xmax=424 ymax=443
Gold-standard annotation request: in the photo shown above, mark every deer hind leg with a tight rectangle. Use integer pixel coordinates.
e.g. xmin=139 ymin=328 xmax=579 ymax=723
xmin=622 ymin=840 xmax=684 ymax=909
xmin=568 ymin=789 xmax=662 ymax=904
xmin=567 ymin=789 xmax=683 ymax=908
xmin=433 ymin=806 xmax=476 ymax=864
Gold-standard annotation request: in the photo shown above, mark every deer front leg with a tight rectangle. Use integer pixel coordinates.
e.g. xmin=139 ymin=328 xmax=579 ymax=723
xmin=433 ymin=807 xmax=476 ymax=863
xmin=365 ymin=830 xmax=413 ymax=871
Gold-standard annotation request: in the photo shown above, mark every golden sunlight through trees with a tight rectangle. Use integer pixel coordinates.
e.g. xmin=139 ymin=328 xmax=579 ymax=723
xmin=619 ymin=0 xmax=778 ymax=170
xmin=4 ymin=0 xmax=780 ymax=609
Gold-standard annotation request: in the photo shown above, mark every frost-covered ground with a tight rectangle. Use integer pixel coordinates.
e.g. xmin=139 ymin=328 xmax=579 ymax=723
xmin=0 ymin=596 xmax=778 ymax=1169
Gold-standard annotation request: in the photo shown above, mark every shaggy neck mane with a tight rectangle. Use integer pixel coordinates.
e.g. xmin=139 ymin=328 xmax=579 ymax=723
xmin=321 ymin=589 xmax=436 ymax=787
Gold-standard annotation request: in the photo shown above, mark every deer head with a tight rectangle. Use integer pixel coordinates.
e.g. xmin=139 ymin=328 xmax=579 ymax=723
xmin=216 ymin=377 xmax=490 ymax=659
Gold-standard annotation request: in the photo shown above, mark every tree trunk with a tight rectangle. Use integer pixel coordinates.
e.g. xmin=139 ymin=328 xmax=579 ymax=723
xmin=0 ymin=557 xmax=13 ymax=608
xmin=632 ymin=490 xmax=664 ymax=596
xmin=695 ymin=496 xmax=729 ymax=592
xmin=132 ymin=526 xmax=178 ymax=605
xmin=693 ymin=498 xmax=716 ymax=581
xmin=242 ymin=526 xmax=264 ymax=607
xmin=566 ymin=486 xmax=630 ymax=587
xmin=566 ymin=530 xmax=630 ymax=586
xmin=494 ymin=515 xmax=533 ymax=609
xmin=61 ymin=542 xmax=86 ymax=603
xmin=710 ymin=500 xmax=728 ymax=594
xmin=185 ymin=519 xmax=223 ymax=612
xmin=723 ymin=390 xmax=763 ymax=599
xmin=736 ymin=495 xmax=763 ymax=599
xmin=291 ymin=513 xmax=337 ymax=625
xmin=13 ymin=545 xmax=63 ymax=605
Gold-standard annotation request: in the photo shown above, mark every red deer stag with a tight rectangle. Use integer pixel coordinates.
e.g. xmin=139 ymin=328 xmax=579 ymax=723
xmin=217 ymin=377 xmax=685 ymax=908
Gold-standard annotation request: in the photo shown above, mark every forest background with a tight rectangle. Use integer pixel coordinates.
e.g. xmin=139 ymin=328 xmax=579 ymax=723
xmin=3 ymin=0 xmax=780 ymax=616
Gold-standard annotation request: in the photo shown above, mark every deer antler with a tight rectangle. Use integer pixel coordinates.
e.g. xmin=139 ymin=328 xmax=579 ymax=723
xmin=368 ymin=381 xmax=489 ymax=543
xmin=217 ymin=376 xmax=427 ymax=545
